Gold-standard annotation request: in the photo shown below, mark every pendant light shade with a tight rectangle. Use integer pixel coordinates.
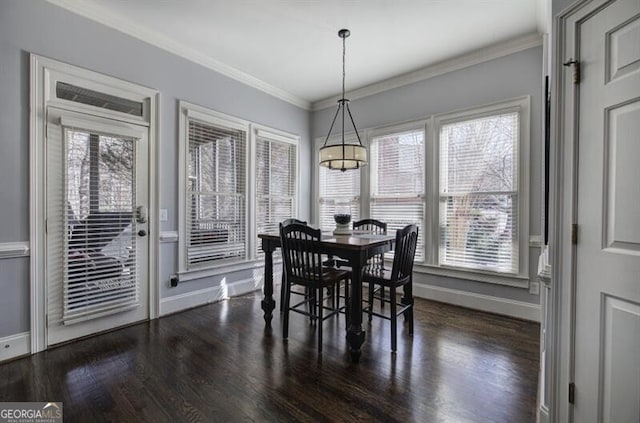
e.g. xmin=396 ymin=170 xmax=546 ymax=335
xmin=319 ymin=29 xmax=367 ymax=172
xmin=318 ymin=143 xmax=367 ymax=170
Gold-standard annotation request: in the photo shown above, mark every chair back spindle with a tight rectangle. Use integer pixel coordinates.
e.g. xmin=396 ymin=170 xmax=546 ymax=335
xmin=353 ymin=219 xmax=387 ymax=235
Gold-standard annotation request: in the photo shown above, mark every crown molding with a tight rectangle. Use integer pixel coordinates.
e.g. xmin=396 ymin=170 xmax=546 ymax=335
xmin=312 ymin=32 xmax=543 ymax=111
xmin=44 ymin=0 xmax=312 ymax=110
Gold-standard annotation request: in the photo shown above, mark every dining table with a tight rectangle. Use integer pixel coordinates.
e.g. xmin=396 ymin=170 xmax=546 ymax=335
xmin=258 ymin=230 xmax=395 ymax=363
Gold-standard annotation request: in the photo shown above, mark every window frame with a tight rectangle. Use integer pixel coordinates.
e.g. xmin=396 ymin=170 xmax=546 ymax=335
xmin=368 ymin=120 xmax=428 ymax=262
xmin=253 ymin=126 xmax=300 ymax=258
xmin=178 ymin=101 xmax=300 ymax=280
xmin=432 ymin=97 xmax=530 ymax=282
xmin=179 ymin=103 xmax=249 ymax=271
xmin=313 ymin=97 xmax=531 ymax=287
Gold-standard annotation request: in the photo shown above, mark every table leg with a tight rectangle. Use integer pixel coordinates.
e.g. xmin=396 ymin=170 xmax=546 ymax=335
xmin=261 ymin=240 xmax=276 ymax=326
xmin=346 ymin=254 xmax=366 ymax=362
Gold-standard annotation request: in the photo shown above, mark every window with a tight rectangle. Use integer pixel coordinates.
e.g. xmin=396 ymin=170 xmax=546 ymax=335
xmin=181 ymin=107 xmax=248 ymax=269
xmin=314 ymin=97 xmax=530 ymax=284
xmin=435 ymin=98 xmax=529 ymax=276
xmin=178 ymin=102 xmax=300 ymax=275
xmin=255 ymin=129 xmax=298 ymax=257
xmin=370 ymin=127 xmax=425 ymax=260
xmin=317 ymin=136 xmax=361 ymax=232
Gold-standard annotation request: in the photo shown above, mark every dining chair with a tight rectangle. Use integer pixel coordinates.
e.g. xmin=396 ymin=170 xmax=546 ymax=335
xmin=353 ymin=219 xmax=387 ymax=270
xmin=362 ymin=224 xmax=418 ymax=352
xmin=332 ymin=219 xmax=388 ymax=311
xmin=280 ymin=223 xmax=351 ymax=353
xmin=332 ymin=219 xmax=387 ymax=268
xmin=279 ymin=218 xmax=307 ymax=311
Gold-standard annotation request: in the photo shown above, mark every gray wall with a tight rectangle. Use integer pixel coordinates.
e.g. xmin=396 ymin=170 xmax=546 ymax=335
xmin=0 ymin=0 xmax=542 ymax=340
xmin=0 ymin=0 xmax=310 ymax=338
xmin=312 ymin=47 xmax=544 ymax=303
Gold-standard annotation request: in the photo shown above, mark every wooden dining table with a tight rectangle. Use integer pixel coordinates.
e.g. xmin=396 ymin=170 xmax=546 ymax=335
xmin=258 ymin=231 xmax=395 ymax=363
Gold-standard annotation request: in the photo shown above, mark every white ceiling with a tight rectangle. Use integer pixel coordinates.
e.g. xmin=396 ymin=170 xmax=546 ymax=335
xmin=47 ymin=0 xmax=544 ymax=109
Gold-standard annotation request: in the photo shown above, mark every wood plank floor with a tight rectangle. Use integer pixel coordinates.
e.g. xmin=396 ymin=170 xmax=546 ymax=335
xmin=0 ymin=293 xmax=540 ymax=422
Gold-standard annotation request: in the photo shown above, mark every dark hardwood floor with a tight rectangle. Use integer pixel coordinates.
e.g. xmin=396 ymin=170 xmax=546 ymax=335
xmin=0 ymin=293 xmax=540 ymax=422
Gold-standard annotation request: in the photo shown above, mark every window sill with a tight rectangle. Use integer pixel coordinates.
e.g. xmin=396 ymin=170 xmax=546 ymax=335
xmin=178 ymin=259 xmax=265 ymax=282
xmin=412 ymin=263 xmax=529 ymax=288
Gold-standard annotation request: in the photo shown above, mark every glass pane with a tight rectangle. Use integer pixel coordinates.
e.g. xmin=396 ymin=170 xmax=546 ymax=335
xmin=370 ymin=198 xmax=424 ymax=261
xmin=98 ymin=136 xmax=134 ymax=212
xmin=372 ymin=130 xmax=424 ymax=196
xmin=440 ymin=112 xmax=517 ymax=193
xmin=440 ymin=193 xmax=517 ymax=273
xmin=64 ymin=128 xmax=137 ymax=316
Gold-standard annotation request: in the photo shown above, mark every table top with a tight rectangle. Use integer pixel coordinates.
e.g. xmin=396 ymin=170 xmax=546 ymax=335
xmin=258 ymin=231 xmax=395 ymax=250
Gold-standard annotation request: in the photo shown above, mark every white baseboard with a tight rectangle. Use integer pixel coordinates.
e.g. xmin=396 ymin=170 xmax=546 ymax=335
xmin=413 ymin=283 xmax=541 ymax=322
xmin=159 ymin=277 xmax=261 ymax=316
xmin=0 ymin=332 xmax=31 ymax=362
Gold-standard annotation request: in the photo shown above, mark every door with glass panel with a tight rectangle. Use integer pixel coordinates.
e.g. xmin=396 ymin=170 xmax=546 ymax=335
xmin=45 ymin=108 xmax=149 ymax=346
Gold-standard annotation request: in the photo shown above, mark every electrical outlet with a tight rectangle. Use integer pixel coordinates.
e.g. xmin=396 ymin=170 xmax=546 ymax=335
xmin=159 ymin=209 xmax=168 ymax=222
xmin=529 ymin=281 xmax=540 ymax=295
xmin=0 ymin=335 xmax=28 ymax=362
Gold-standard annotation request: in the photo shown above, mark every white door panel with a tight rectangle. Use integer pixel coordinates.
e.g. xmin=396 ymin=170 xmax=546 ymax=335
xmin=573 ymin=0 xmax=640 ymax=421
xmin=46 ymin=108 xmax=149 ymax=345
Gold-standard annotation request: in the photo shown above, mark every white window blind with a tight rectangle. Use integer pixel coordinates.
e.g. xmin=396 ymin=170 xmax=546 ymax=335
xmin=64 ymin=129 xmax=138 ymax=324
xmin=318 ymin=165 xmax=360 ymax=233
xmin=187 ymin=119 xmax=247 ymax=267
xmin=256 ymin=134 xmax=297 ymax=257
xmin=370 ymin=129 xmax=425 ymax=261
xmin=439 ymin=112 xmax=519 ymax=274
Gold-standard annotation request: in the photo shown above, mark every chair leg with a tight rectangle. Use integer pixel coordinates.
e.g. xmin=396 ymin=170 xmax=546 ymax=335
xmin=403 ymin=281 xmax=414 ymax=335
xmin=279 ymin=271 xmax=286 ymax=311
xmin=408 ymin=301 xmax=414 ymax=335
xmin=390 ymin=285 xmax=397 ymax=353
xmin=306 ymin=287 xmax=315 ymax=323
xmin=368 ymin=282 xmax=375 ymax=322
xmin=329 ymin=286 xmax=336 ymax=310
xmin=317 ymin=286 xmax=323 ymax=353
xmin=344 ymin=279 xmax=351 ymax=329
xmin=283 ymin=280 xmax=291 ymax=340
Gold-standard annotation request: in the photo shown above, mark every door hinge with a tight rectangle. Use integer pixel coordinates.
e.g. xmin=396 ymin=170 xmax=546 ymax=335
xmin=45 ymin=219 xmax=48 ymax=234
xmin=571 ymin=224 xmax=578 ymax=245
xmin=563 ymin=59 xmax=580 ymax=84
xmin=569 ymin=382 xmax=576 ymax=404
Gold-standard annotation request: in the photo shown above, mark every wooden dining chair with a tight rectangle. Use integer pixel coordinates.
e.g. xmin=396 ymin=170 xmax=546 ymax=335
xmin=332 ymin=219 xmax=388 ymax=311
xmin=332 ymin=219 xmax=387 ymax=268
xmin=363 ymin=224 xmax=418 ymax=352
xmin=279 ymin=219 xmax=307 ymax=311
xmin=280 ymin=223 xmax=351 ymax=353
xmin=353 ymin=219 xmax=387 ymax=270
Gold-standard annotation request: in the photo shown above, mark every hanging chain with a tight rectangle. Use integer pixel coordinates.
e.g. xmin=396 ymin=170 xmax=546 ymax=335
xmin=342 ymin=34 xmax=346 ymax=99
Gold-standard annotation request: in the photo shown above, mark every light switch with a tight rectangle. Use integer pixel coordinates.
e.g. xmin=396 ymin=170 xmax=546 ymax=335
xmin=160 ymin=209 xmax=168 ymax=222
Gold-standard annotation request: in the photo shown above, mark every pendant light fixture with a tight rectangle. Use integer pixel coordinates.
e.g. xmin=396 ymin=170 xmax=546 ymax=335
xmin=318 ymin=29 xmax=367 ymax=172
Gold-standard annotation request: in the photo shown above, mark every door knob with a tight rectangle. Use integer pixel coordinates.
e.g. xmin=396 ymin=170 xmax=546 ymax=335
xmin=138 ymin=230 xmax=147 ymax=237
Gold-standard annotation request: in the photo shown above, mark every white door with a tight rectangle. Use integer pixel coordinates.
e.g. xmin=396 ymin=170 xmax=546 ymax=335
xmin=573 ymin=0 xmax=640 ymax=421
xmin=45 ymin=108 xmax=149 ymax=346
